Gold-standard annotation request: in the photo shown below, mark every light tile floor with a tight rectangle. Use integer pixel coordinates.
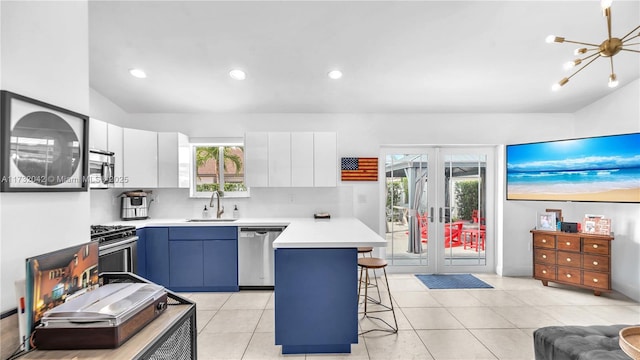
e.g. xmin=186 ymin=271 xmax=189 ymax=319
xmin=180 ymin=274 xmax=640 ymax=360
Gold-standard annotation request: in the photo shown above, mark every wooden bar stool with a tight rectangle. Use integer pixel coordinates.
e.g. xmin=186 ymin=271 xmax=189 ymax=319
xmin=357 ymin=257 xmax=398 ymax=334
xmin=357 ymin=247 xmax=381 ymax=304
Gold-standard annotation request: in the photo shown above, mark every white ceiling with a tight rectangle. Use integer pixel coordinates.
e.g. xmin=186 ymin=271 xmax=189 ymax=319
xmin=88 ymin=1 xmax=640 ymax=114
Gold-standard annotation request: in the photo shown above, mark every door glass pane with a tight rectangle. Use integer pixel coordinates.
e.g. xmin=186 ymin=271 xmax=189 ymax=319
xmin=385 ymin=153 xmax=429 ymax=266
xmin=442 ymin=153 xmax=487 ymax=266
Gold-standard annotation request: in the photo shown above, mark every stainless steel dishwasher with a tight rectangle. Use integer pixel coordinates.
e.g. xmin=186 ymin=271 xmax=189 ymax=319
xmin=238 ymin=226 xmax=285 ymax=288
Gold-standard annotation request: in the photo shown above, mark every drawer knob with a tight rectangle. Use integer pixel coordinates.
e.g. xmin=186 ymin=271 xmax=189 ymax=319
xmin=593 ymin=278 xmax=599 ymax=283
xmin=542 ymin=270 xmax=547 ymax=274
xmin=566 ymin=274 xmax=572 ymax=278
xmin=542 ymin=239 xmax=547 ymax=243
xmin=593 ymin=244 xmax=599 ymax=249
xmin=566 ymin=258 xmax=571 ymax=262
xmin=593 ymin=261 xmax=599 ymax=266
xmin=542 ymin=254 xmax=547 ymax=259
xmin=566 ymin=241 xmax=571 ymax=246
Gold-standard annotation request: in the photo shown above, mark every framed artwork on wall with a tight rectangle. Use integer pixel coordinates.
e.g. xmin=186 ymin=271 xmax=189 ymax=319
xmin=0 ymin=91 xmax=89 ymax=192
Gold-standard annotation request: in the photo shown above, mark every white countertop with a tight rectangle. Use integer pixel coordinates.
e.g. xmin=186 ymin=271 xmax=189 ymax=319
xmin=272 ymin=218 xmax=386 ymax=249
xmin=106 ymin=217 xmax=386 ymax=249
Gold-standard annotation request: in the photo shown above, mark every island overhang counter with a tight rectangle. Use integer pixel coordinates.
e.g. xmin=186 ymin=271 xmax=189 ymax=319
xmin=272 ymin=218 xmax=386 ymax=354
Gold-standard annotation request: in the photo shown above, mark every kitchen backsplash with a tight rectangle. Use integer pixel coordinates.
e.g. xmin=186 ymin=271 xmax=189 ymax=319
xmin=90 ymin=186 xmax=354 ymax=224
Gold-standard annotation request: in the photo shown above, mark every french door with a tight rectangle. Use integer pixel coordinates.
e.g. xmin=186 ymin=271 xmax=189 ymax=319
xmin=381 ymin=146 xmax=495 ymax=274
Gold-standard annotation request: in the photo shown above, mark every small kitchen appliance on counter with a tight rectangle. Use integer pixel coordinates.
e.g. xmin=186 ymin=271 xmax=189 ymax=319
xmin=33 ymin=282 xmax=168 ymax=349
xmin=120 ymin=191 xmax=151 ymax=220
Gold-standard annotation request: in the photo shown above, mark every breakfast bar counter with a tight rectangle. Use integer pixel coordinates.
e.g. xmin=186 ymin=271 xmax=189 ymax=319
xmin=272 ymin=218 xmax=385 ymax=354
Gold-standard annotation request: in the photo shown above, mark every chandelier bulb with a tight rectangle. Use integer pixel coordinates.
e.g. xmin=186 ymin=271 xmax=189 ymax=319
xmin=600 ymin=0 xmax=613 ymax=10
xmin=574 ymin=48 xmax=588 ymax=55
xmin=546 ymin=35 xmax=556 ymax=44
xmin=608 ymin=74 xmax=619 ymax=88
xmin=563 ymin=59 xmax=582 ymax=70
xmin=552 ymin=78 xmax=569 ymax=91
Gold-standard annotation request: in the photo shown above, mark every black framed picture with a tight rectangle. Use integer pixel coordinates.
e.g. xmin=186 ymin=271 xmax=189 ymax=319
xmin=0 ymin=91 xmax=89 ymax=192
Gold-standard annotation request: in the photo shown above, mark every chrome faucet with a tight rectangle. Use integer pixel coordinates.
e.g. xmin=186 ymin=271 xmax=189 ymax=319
xmin=209 ymin=190 xmax=224 ymax=218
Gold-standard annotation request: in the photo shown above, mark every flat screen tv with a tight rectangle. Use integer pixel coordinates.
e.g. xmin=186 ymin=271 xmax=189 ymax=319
xmin=506 ymin=133 xmax=640 ymax=203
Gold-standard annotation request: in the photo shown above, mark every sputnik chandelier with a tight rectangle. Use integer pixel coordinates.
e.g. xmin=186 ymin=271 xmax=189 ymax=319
xmin=547 ymin=0 xmax=640 ymax=91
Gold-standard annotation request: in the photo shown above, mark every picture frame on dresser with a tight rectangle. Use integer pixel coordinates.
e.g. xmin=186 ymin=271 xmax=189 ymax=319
xmin=536 ymin=212 xmax=556 ymax=231
xmin=0 ymin=90 xmax=89 ymax=192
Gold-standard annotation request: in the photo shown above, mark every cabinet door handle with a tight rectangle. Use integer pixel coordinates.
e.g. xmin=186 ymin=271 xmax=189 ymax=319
xmin=542 ymin=239 xmax=547 ymax=243
xmin=593 ymin=278 xmax=599 ymax=283
xmin=566 ymin=258 xmax=571 ymax=262
xmin=566 ymin=273 xmax=572 ymax=278
xmin=542 ymin=270 xmax=547 ymax=274
xmin=566 ymin=241 xmax=571 ymax=246
xmin=593 ymin=261 xmax=599 ymax=266
xmin=592 ymin=244 xmax=599 ymax=249
xmin=542 ymin=254 xmax=547 ymax=259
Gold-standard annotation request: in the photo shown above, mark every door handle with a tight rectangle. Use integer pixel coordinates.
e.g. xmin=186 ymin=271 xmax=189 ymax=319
xmin=439 ymin=207 xmax=443 ymax=223
xmin=428 ymin=207 xmax=434 ymax=222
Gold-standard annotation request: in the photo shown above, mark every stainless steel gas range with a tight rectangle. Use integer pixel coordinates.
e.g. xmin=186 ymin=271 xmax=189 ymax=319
xmin=91 ymin=225 xmax=138 ymax=273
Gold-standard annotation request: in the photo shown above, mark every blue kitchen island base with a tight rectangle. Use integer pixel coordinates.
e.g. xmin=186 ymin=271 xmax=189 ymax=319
xmin=275 ymin=248 xmax=358 ymax=354
xmin=282 ymin=344 xmax=351 ymax=354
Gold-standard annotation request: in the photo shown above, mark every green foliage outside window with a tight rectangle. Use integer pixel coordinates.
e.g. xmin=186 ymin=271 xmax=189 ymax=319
xmin=455 ymin=180 xmax=479 ymax=221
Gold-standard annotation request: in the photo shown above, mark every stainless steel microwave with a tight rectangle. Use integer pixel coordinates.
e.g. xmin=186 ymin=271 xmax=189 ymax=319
xmin=89 ymin=149 xmax=115 ymax=189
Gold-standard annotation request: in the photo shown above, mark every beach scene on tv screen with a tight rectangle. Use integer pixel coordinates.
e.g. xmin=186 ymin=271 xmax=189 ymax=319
xmin=507 ymin=133 xmax=640 ymax=202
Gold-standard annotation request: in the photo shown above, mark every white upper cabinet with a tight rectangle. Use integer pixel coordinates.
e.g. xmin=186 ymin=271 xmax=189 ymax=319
xmin=245 ymin=131 xmax=336 ymax=188
xmin=123 ymin=128 xmax=158 ymax=188
xmin=107 ymin=123 xmax=124 ymax=188
xmin=158 ymin=132 xmax=190 ymax=188
xmin=89 ymin=118 xmax=108 ymax=150
xmin=268 ymin=132 xmax=292 ymax=187
xmin=291 ymin=132 xmax=314 ymax=187
xmin=314 ymin=132 xmax=337 ymax=187
xmin=245 ymin=132 xmax=269 ymax=187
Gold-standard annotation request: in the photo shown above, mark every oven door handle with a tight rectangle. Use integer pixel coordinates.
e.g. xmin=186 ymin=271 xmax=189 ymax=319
xmin=99 ymin=236 xmax=138 ymax=254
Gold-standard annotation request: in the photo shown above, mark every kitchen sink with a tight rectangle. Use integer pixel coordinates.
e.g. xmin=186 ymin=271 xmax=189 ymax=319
xmin=186 ymin=218 xmax=238 ymax=222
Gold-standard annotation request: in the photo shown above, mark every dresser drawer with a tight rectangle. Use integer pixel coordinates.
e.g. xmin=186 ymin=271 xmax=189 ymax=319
xmin=557 ymin=235 xmax=580 ymax=251
xmin=534 ymin=249 xmax=556 ymax=264
xmin=583 ymin=271 xmax=610 ymax=290
xmin=557 ymin=251 xmax=581 ymax=268
xmin=533 ymin=234 xmax=556 ymax=249
xmin=583 ymin=239 xmax=610 ymax=255
xmin=534 ymin=263 xmax=556 ymax=280
xmin=583 ymin=254 xmax=609 ymax=272
xmin=557 ymin=266 xmax=582 ymax=285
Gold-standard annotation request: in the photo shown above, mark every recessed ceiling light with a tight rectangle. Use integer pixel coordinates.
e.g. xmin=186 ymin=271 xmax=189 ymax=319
xmin=229 ymin=69 xmax=247 ymax=80
xmin=129 ymin=68 xmax=147 ymax=78
xmin=328 ymin=70 xmax=343 ymax=80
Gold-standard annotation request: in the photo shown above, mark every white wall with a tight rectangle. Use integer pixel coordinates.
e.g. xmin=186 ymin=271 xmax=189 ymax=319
xmin=573 ymin=80 xmax=640 ymax=300
xmin=96 ymin=112 xmax=575 ymax=229
xmin=89 ymin=88 xmax=131 ymax=127
xmin=90 ymin=82 xmax=640 ymax=301
xmin=0 ymin=1 xmax=90 ymax=313
xmin=502 ymin=80 xmax=640 ymax=301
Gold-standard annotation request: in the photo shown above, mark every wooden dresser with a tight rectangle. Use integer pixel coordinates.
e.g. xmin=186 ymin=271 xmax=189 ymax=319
xmin=531 ymin=230 xmax=614 ymax=296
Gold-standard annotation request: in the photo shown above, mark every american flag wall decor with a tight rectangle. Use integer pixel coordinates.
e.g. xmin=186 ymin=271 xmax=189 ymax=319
xmin=341 ymin=157 xmax=378 ymax=181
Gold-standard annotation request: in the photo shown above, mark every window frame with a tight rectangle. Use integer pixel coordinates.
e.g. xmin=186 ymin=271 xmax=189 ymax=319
xmin=189 ymin=142 xmax=250 ymax=199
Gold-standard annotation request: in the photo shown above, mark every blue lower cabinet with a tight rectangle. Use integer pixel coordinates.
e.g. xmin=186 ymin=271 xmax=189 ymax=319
xmin=145 ymin=227 xmax=170 ymax=287
xmin=203 ymin=240 xmax=238 ymax=290
xmin=275 ymin=248 xmax=358 ymax=354
xmin=135 ymin=227 xmax=146 ymax=278
xmin=167 ymin=226 xmax=238 ymax=292
xmin=169 ymin=240 xmax=205 ymax=287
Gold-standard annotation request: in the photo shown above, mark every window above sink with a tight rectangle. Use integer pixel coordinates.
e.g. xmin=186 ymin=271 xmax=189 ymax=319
xmin=190 ymin=142 xmax=250 ymax=199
